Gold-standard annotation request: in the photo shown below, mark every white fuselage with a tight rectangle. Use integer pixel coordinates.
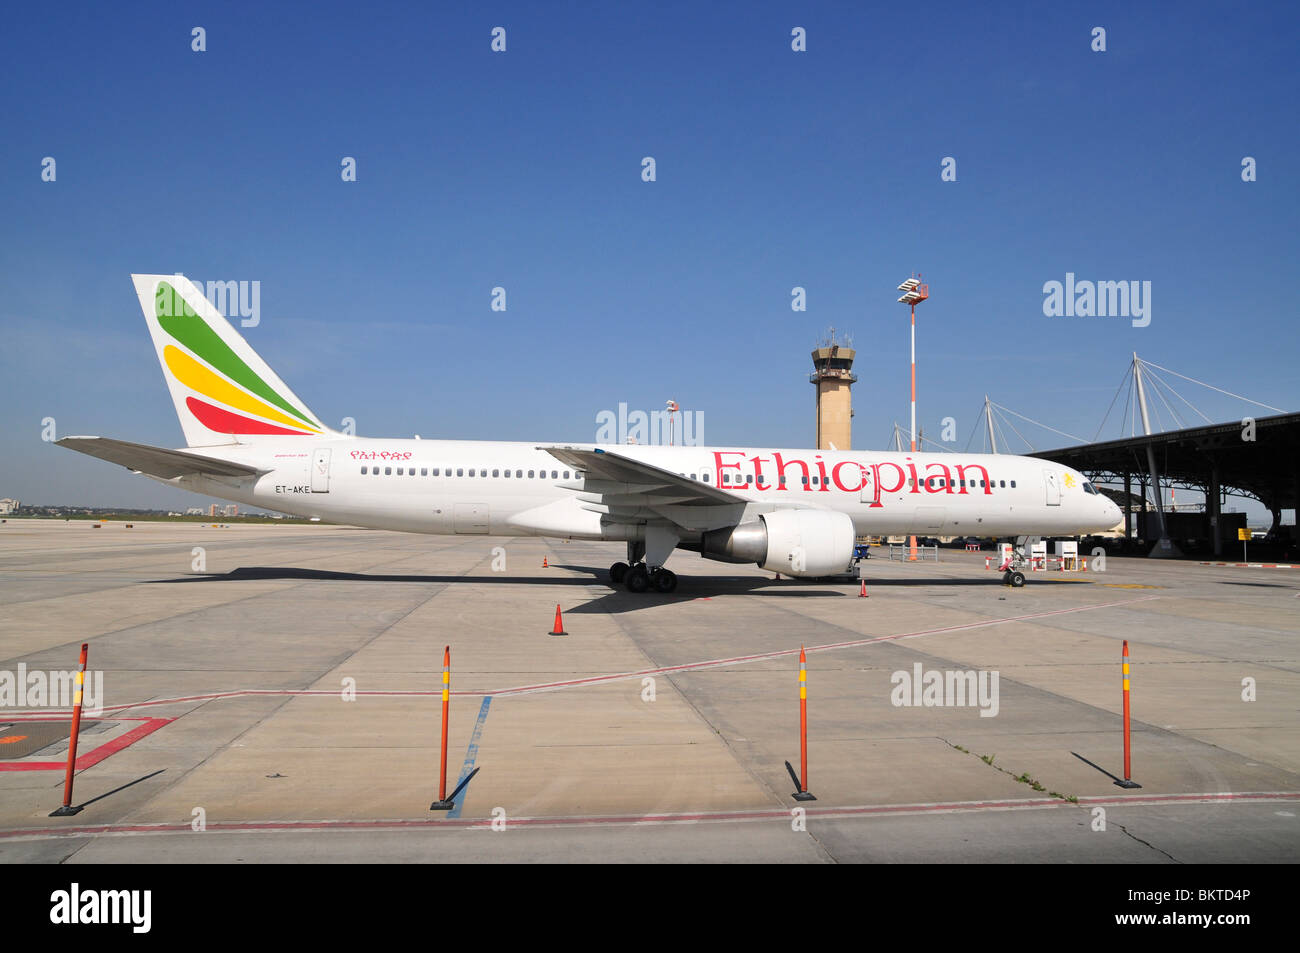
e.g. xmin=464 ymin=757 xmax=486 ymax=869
xmin=160 ymin=438 xmax=1122 ymax=545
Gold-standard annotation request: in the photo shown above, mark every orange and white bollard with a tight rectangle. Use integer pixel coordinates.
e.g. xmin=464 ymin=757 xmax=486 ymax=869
xmin=542 ymin=556 xmax=548 ymax=568
xmin=1082 ymin=558 xmax=1088 ymax=571
xmin=49 ymin=643 xmax=89 ymax=817
xmin=984 ymin=556 xmax=991 ymax=569
xmin=431 ymin=646 xmax=454 ymax=809
xmin=1116 ymin=640 xmax=1141 ymax=788
xmin=784 ymin=647 xmax=816 ymax=801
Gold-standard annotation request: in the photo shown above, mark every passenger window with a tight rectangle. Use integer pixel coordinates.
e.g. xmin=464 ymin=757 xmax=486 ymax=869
xmin=385 ymin=467 xmax=392 ymax=475
xmin=564 ymin=471 xmax=570 ymax=479
xmin=481 ymin=469 xmax=487 ymax=477
xmin=432 ymin=468 xmax=440 ymax=476
xmin=493 ymin=469 xmax=500 ymax=477
xmin=999 ymin=480 xmax=1005 ymax=488
xmin=802 ymin=476 xmax=809 ymax=485
xmin=409 ymin=469 xmax=415 ymax=477
xmin=1011 ymin=480 xmax=1017 ymax=488
xmin=528 ymin=470 xmax=535 ymax=478
xmin=703 ymin=473 xmax=710 ymax=482
xmin=361 ymin=466 xmax=368 ymax=475
xmin=397 ymin=467 xmax=403 ymax=475
xmin=552 ymin=470 xmax=558 ymax=479
xmin=779 ymin=478 xmax=787 ymax=487
xmin=421 ymin=468 xmax=428 ymax=476
xmin=516 ymin=470 xmax=523 ymax=478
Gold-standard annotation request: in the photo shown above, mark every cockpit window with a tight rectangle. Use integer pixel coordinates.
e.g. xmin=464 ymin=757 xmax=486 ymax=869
xmin=1082 ymin=481 xmax=1097 ymax=495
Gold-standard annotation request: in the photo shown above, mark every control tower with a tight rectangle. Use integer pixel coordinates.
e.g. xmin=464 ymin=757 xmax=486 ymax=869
xmin=810 ymin=330 xmax=856 ymax=450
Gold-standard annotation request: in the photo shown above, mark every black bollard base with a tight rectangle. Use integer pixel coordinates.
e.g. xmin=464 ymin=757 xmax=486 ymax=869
xmin=49 ymin=805 xmax=83 ymax=817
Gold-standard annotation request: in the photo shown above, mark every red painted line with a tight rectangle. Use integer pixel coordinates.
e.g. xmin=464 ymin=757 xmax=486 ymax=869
xmin=483 ymin=594 xmax=1163 ymax=698
xmin=0 ymin=718 xmax=172 ymax=772
xmin=2 ymin=595 xmax=1161 ymax=715
xmin=4 ymin=791 xmax=1295 ymax=840
xmin=1198 ymin=562 xmax=1298 ymax=569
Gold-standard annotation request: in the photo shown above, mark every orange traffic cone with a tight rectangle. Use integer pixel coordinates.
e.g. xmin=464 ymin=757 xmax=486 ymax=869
xmin=548 ymin=604 xmax=567 ymax=636
xmin=984 ymin=556 xmax=991 ymax=569
xmin=542 ymin=556 xmax=548 ymax=568
xmin=859 ymin=579 xmax=868 ymax=598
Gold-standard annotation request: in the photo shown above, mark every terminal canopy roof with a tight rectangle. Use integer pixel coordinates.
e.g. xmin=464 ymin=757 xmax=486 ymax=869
xmin=1030 ymin=412 xmax=1300 ymax=513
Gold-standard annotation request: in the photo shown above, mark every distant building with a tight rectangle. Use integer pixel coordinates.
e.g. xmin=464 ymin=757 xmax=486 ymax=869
xmin=222 ymin=504 xmax=238 ymax=517
xmin=209 ymin=504 xmax=219 ymax=517
xmin=0 ymin=498 xmax=18 ymax=515
xmin=186 ymin=507 xmax=205 ymax=516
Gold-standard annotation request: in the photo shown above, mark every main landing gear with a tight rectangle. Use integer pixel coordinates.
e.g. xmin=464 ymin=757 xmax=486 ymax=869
xmin=608 ymin=561 xmax=677 ymax=593
xmin=610 ymin=539 xmax=677 ymax=593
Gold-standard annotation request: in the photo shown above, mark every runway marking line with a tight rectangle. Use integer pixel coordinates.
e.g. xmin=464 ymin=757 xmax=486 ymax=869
xmin=0 ymin=717 xmax=173 ymax=772
xmin=1 ymin=594 xmax=1161 ymax=716
xmin=3 ymin=790 xmax=1295 ymax=841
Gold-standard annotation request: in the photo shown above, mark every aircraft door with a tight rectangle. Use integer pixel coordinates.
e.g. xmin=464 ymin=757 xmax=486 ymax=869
xmin=859 ymin=466 xmax=875 ymax=504
xmin=311 ymin=449 xmax=331 ymax=492
xmin=1043 ymin=469 xmax=1061 ymax=506
xmin=454 ymin=502 xmax=490 ymax=534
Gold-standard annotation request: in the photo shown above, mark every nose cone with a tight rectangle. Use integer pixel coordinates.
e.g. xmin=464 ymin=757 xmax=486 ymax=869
xmin=1104 ymin=499 xmax=1122 ymax=527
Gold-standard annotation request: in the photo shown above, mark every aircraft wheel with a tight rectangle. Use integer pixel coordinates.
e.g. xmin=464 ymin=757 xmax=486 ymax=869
xmin=652 ymin=569 xmax=677 ymax=593
xmin=624 ymin=564 xmax=650 ymax=593
xmin=1009 ymin=570 xmax=1026 ymax=588
xmin=1002 ymin=570 xmax=1012 ymax=585
xmin=609 ymin=561 xmax=629 ymax=584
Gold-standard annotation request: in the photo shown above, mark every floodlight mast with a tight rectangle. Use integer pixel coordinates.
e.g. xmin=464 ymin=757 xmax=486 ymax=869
xmin=897 ymin=275 xmax=929 ymax=561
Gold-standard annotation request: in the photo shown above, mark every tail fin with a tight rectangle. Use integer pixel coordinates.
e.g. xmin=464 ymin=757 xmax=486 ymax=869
xmin=132 ymin=274 xmax=333 ymax=447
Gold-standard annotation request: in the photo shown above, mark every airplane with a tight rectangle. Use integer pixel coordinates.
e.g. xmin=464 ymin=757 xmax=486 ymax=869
xmin=57 ymin=275 xmax=1123 ymax=593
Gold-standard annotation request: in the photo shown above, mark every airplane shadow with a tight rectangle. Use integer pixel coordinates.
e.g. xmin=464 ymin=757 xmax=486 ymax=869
xmin=143 ymin=564 xmax=1038 ymax=616
xmin=145 ymin=564 xmax=854 ymax=612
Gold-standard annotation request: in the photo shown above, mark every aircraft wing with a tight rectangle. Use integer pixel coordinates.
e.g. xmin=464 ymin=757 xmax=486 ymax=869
xmin=539 ymin=446 xmax=740 ymax=506
xmin=56 ymin=436 xmax=266 ymax=480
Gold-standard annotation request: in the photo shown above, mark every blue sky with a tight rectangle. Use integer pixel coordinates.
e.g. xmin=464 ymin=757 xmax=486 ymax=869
xmin=1 ymin=1 xmax=1296 ymax=514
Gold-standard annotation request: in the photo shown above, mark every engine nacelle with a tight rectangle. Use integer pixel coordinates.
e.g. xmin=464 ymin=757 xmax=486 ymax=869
xmin=758 ymin=509 xmax=856 ymax=577
xmin=699 ymin=510 xmax=856 ymax=577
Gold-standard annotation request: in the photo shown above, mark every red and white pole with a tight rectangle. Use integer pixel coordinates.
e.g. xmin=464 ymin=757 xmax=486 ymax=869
xmin=908 ymin=302 xmax=918 ymax=562
xmin=50 ymin=643 xmax=89 ymax=816
xmin=1116 ymin=640 xmax=1141 ymax=788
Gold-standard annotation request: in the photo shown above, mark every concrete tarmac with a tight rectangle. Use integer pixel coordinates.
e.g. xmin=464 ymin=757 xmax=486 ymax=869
xmin=0 ymin=519 xmax=1296 ymax=863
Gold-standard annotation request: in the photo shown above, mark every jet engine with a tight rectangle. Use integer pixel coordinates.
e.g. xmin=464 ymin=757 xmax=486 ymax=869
xmin=699 ymin=509 xmax=856 ymax=577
